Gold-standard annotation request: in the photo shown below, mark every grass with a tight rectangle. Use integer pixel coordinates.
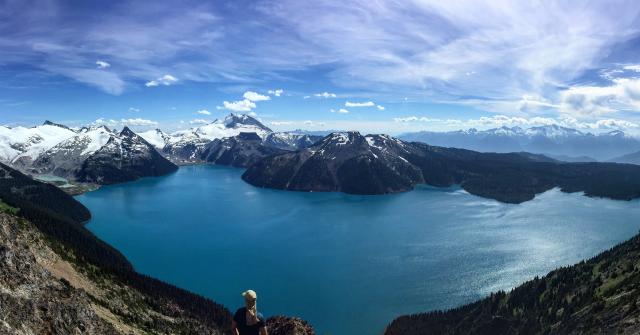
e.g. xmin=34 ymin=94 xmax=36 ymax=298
xmin=0 ymin=199 xmax=19 ymax=215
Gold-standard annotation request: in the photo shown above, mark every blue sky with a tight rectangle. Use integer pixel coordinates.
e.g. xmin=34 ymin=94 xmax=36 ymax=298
xmin=2 ymin=0 xmax=640 ymax=134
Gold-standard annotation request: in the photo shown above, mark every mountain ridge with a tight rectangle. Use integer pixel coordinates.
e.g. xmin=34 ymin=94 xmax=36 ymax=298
xmin=243 ymin=131 xmax=640 ymax=204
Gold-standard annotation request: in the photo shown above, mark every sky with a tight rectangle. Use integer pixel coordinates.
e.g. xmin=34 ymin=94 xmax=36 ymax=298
xmin=2 ymin=0 xmax=640 ymax=135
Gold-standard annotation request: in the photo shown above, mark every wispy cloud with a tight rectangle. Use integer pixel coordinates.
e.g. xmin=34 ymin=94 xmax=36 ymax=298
xmin=93 ymin=118 xmax=158 ymax=127
xmin=2 ymin=0 xmax=640 ymax=125
xmin=393 ymin=114 xmax=640 ymax=132
xmin=345 ymin=101 xmax=375 ymax=107
xmin=196 ymin=109 xmax=211 ymax=115
xmin=314 ymin=92 xmax=337 ymax=98
xmin=330 ymin=108 xmax=349 ymax=114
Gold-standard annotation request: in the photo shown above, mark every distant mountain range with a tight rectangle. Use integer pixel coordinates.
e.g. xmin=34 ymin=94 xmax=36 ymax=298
xmin=400 ymin=125 xmax=640 ymax=162
xmin=0 ymin=114 xmax=322 ymax=187
xmin=243 ymin=131 xmax=640 ymax=204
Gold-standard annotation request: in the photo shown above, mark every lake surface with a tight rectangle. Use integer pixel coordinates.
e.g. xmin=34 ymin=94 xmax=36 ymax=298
xmin=77 ymin=165 xmax=640 ymax=335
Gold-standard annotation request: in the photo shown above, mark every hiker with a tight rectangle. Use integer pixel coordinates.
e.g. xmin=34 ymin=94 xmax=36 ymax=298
xmin=232 ymin=289 xmax=268 ymax=335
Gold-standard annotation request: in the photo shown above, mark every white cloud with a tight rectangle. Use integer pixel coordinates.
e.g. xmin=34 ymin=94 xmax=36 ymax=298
xmin=196 ymin=109 xmax=211 ymax=115
xmin=128 ymin=107 xmax=140 ymax=112
xmin=190 ymin=119 xmax=210 ymax=124
xmin=393 ymin=114 xmax=640 ymax=132
xmin=221 ymin=99 xmax=256 ymax=112
xmin=93 ymin=118 xmax=158 ymax=127
xmin=268 ymin=89 xmax=284 ymax=97
xmin=314 ymin=92 xmax=337 ymax=98
xmin=303 ymin=120 xmax=326 ymax=127
xmin=345 ymin=101 xmax=375 ymax=107
xmin=270 ymin=121 xmax=293 ymax=126
xmin=243 ymin=91 xmax=271 ymax=102
xmin=96 ymin=60 xmax=111 ymax=69
xmin=330 ymin=108 xmax=350 ymax=114
xmin=376 ymin=105 xmax=385 ymax=110
xmin=559 ymin=78 xmax=640 ymax=116
xmin=623 ymin=65 xmax=640 ymax=72
xmin=145 ymin=74 xmax=178 ymax=87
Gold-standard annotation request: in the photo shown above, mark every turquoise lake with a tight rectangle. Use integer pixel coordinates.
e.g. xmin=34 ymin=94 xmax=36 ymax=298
xmin=76 ymin=164 xmax=640 ymax=335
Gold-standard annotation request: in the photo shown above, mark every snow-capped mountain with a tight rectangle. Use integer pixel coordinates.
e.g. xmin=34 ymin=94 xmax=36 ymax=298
xmin=400 ymin=125 xmax=640 ymax=161
xmin=0 ymin=121 xmax=77 ymax=166
xmin=0 ymin=121 xmax=177 ymax=186
xmin=31 ymin=126 xmax=115 ymax=178
xmin=76 ymin=127 xmax=177 ymax=184
xmin=138 ymin=114 xmax=319 ymax=163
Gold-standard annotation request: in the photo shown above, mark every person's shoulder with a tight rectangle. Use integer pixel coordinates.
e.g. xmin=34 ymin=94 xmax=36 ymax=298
xmin=234 ymin=307 xmax=246 ymax=317
xmin=257 ymin=312 xmax=265 ymax=320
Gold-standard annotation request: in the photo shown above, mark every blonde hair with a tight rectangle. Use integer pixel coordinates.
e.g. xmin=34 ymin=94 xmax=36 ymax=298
xmin=245 ymin=297 xmax=259 ymax=326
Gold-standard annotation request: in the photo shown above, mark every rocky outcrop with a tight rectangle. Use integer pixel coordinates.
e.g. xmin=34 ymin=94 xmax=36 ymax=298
xmin=267 ymin=316 xmax=315 ymax=335
xmin=201 ymin=132 xmax=287 ymax=168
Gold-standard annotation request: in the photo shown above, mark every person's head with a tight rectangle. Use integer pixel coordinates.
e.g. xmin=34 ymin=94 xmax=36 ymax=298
xmin=242 ymin=289 xmax=257 ymax=309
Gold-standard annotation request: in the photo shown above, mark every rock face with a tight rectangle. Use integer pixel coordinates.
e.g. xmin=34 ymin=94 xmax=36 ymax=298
xmin=76 ymin=127 xmax=178 ymax=184
xmin=201 ymin=132 xmax=287 ymax=168
xmin=266 ymin=316 xmax=315 ymax=335
xmin=0 ymin=213 xmax=119 ymax=334
xmin=385 ymin=233 xmax=640 ymax=335
xmin=243 ymin=131 xmax=640 ymax=203
xmin=0 ymin=210 xmax=229 ymax=335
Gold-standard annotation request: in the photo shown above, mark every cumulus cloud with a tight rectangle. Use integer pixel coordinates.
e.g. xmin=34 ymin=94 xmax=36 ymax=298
xmin=314 ymin=92 xmax=337 ymax=98
xmin=345 ymin=101 xmax=375 ymax=107
xmin=559 ymin=78 xmax=640 ymax=116
xmin=145 ymin=74 xmax=178 ymax=87
xmin=96 ymin=60 xmax=110 ymax=69
xmin=330 ymin=108 xmax=350 ymax=114
xmin=268 ymin=89 xmax=284 ymax=97
xmin=196 ymin=109 xmax=211 ymax=115
xmin=219 ymin=99 xmax=256 ymax=112
xmin=243 ymin=91 xmax=271 ymax=102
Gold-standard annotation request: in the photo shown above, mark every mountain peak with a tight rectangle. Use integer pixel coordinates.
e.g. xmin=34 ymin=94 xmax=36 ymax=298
xmin=119 ymin=126 xmax=136 ymax=137
xmin=221 ymin=113 xmax=272 ymax=132
xmin=42 ymin=120 xmax=74 ymax=131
